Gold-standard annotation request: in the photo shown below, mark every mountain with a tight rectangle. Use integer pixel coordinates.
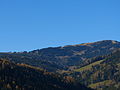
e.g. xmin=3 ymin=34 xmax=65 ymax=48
xmin=0 ymin=40 xmax=120 ymax=90
xmin=0 ymin=40 xmax=120 ymax=72
xmin=0 ymin=58 xmax=92 ymax=90
xmin=63 ymin=49 xmax=120 ymax=90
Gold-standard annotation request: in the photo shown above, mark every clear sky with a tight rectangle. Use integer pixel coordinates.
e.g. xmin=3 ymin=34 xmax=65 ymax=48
xmin=0 ymin=0 xmax=120 ymax=52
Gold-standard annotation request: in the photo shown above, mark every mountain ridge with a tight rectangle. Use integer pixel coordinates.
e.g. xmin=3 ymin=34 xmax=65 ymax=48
xmin=0 ymin=40 xmax=120 ymax=72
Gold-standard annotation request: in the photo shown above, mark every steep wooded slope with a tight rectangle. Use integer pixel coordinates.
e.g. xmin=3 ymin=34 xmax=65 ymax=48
xmin=0 ymin=59 xmax=92 ymax=90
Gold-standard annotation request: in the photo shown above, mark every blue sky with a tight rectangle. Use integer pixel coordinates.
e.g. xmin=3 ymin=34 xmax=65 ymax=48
xmin=0 ymin=0 xmax=120 ymax=52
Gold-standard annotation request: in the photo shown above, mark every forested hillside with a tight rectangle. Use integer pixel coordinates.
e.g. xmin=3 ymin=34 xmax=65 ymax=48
xmin=0 ymin=59 xmax=92 ymax=90
xmin=0 ymin=40 xmax=120 ymax=90
xmin=63 ymin=50 xmax=120 ymax=90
